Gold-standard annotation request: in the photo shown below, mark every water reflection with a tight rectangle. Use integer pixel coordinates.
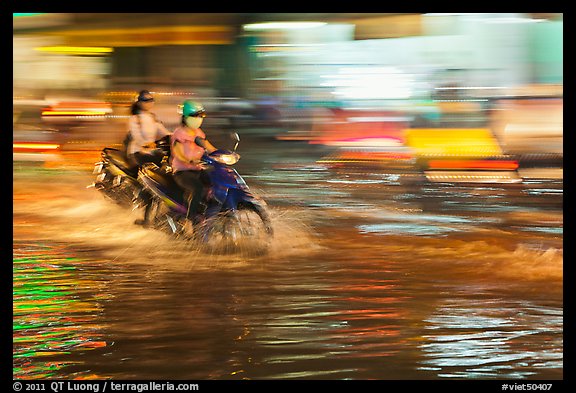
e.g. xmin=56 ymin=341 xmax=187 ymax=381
xmin=13 ymin=242 xmax=110 ymax=379
xmin=419 ymin=297 xmax=563 ymax=379
xmin=13 ymin=147 xmax=562 ymax=380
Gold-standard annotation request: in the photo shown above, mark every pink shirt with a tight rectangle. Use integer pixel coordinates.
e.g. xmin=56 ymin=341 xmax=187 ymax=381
xmin=170 ymin=126 xmax=207 ymax=172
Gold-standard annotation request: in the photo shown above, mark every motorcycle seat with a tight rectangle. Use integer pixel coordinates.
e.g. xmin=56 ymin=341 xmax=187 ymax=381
xmin=104 ymin=148 xmax=138 ymax=176
xmin=141 ymin=164 xmax=179 ymax=189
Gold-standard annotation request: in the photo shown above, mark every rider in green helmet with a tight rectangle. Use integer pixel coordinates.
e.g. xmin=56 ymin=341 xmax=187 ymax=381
xmin=170 ymin=100 xmax=218 ymax=225
xmin=181 ymin=100 xmax=206 ymax=120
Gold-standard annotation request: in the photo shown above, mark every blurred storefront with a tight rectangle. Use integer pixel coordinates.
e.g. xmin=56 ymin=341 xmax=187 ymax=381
xmin=13 ymin=13 xmax=250 ymax=98
xmin=241 ymin=13 xmax=563 ymax=103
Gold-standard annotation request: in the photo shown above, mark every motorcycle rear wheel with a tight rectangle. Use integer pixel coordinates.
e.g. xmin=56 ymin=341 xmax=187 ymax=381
xmin=97 ymin=172 xmax=139 ymax=208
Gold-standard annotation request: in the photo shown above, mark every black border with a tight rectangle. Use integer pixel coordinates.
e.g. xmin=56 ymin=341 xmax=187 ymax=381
xmin=9 ymin=7 xmax=569 ymax=391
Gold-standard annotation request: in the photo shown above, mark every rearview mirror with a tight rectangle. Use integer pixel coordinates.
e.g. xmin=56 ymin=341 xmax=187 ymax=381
xmin=231 ymin=132 xmax=240 ymax=151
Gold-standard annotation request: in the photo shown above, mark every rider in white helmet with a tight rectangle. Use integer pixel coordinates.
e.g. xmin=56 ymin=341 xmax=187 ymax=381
xmin=127 ymin=90 xmax=171 ymax=167
xmin=129 ymin=90 xmax=172 ymax=227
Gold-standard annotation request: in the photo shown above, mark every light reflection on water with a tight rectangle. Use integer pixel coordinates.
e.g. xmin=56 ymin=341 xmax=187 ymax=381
xmin=420 ymin=298 xmax=563 ymax=379
xmin=13 ymin=242 xmax=111 ymax=379
xmin=12 ymin=237 xmax=562 ymax=380
xmin=13 ymin=156 xmax=562 ymax=380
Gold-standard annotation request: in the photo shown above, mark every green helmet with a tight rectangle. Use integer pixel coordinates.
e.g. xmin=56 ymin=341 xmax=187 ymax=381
xmin=181 ymin=100 xmax=206 ymax=118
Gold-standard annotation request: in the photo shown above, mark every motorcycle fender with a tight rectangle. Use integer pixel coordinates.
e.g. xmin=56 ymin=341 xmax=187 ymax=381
xmin=107 ymin=162 xmax=126 ymax=177
xmin=222 ymin=188 xmax=241 ymax=210
xmin=212 ymin=185 xmax=229 ymax=205
xmin=223 ymin=188 xmax=266 ymax=210
xmin=243 ymin=192 xmax=268 ymax=206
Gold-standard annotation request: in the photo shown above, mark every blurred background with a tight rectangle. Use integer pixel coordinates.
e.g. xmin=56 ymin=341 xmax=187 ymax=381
xmin=13 ymin=12 xmax=562 ymax=181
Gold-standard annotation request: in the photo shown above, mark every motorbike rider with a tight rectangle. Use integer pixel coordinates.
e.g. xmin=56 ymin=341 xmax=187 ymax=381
xmin=127 ymin=90 xmax=172 ymax=166
xmin=170 ymin=100 xmax=218 ymax=225
xmin=128 ymin=90 xmax=172 ymax=226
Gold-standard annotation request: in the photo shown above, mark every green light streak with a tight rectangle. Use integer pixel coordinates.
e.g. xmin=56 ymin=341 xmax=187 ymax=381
xmin=13 ymin=13 xmax=45 ymax=17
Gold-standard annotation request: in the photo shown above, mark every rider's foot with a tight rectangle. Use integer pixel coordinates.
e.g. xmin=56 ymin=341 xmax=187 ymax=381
xmin=134 ymin=218 xmax=150 ymax=227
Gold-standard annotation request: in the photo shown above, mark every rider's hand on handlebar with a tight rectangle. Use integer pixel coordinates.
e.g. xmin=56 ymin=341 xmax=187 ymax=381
xmin=191 ymin=160 xmax=207 ymax=170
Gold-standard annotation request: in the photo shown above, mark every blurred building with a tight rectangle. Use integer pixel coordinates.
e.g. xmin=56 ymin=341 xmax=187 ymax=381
xmin=241 ymin=13 xmax=563 ymax=103
xmin=13 ymin=13 xmax=251 ymax=97
xmin=14 ymin=13 xmax=562 ymax=100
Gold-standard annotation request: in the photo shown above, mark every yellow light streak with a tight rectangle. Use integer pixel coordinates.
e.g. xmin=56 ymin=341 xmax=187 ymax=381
xmin=42 ymin=111 xmax=107 ymax=116
xmin=35 ymin=46 xmax=113 ymax=55
xmin=405 ymin=128 xmax=503 ymax=157
xmin=13 ymin=143 xmax=60 ymax=150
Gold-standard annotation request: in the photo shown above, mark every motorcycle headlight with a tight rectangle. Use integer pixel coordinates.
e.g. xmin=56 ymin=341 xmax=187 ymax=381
xmin=213 ymin=152 xmax=240 ymax=165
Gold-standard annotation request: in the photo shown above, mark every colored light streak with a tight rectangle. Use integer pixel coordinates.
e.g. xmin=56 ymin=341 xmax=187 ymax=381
xmin=424 ymin=171 xmax=522 ymax=183
xmin=320 ymin=151 xmax=414 ymax=163
xmin=13 ymin=243 xmax=109 ymax=379
xmin=405 ymin=128 xmax=504 ymax=157
xmin=13 ymin=143 xmax=60 ymax=150
xmin=47 ymin=101 xmax=112 ymax=108
xmin=44 ymin=26 xmax=234 ymax=46
xmin=13 ymin=13 xmax=45 ymax=17
xmin=319 ymin=136 xmax=405 ymax=147
xmin=42 ymin=111 xmax=108 ymax=116
xmin=243 ymin=22 xmax=327 ymax=31
xmin=428 ymin=160 xmax=519 ymax=170
xmin=35 ymin=46 xmax=113 ymax=55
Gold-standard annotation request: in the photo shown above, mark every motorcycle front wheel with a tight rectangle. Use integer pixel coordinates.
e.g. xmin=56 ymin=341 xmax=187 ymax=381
xmin=200 ymin=204 xmax=273 ymax=254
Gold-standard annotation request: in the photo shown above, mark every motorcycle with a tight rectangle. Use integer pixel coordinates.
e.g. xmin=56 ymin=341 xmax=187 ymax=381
xmin=89 ymin=135 xmax=170 ymax=209
xmin=91 ymin=133 xmax=273 ymax=250
xmin=138 ymin=133 xmax=274 ymax=249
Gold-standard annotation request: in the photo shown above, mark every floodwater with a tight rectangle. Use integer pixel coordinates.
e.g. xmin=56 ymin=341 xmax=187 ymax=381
xmin=13 ymin=138 xmax=563 ymax=380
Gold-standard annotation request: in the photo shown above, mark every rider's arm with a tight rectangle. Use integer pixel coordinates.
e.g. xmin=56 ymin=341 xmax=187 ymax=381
xmin=156 ymin=120 xmax=172 ymax=138
xmin=195 ymin=136 xmax=217 ymax=154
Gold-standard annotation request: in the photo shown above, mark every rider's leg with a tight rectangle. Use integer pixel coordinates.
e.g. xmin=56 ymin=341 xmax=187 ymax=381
xmin=132 ymin=153 xmax=155 ymax=226
xmin=173 ymin=170 xmax=204 ymax=223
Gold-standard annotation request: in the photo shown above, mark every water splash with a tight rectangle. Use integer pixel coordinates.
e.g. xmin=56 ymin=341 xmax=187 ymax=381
xmin=14 ymin=173 xmax=320 ymax=271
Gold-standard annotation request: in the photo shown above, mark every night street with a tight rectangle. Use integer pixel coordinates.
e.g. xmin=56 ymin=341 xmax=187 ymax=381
xmin=13 ymin=135 xmax=562 ymax=380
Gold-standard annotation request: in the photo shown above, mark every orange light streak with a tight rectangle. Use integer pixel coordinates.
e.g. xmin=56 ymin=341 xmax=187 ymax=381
xmin=428 ymin=160 xmax=519 ymax=170
xmin=13 ymin=143 xmax=60 ymax=150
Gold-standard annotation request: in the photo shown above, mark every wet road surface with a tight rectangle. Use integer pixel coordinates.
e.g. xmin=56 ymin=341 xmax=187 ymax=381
xmin=13 ymin=135 xmax=562 ymax=380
